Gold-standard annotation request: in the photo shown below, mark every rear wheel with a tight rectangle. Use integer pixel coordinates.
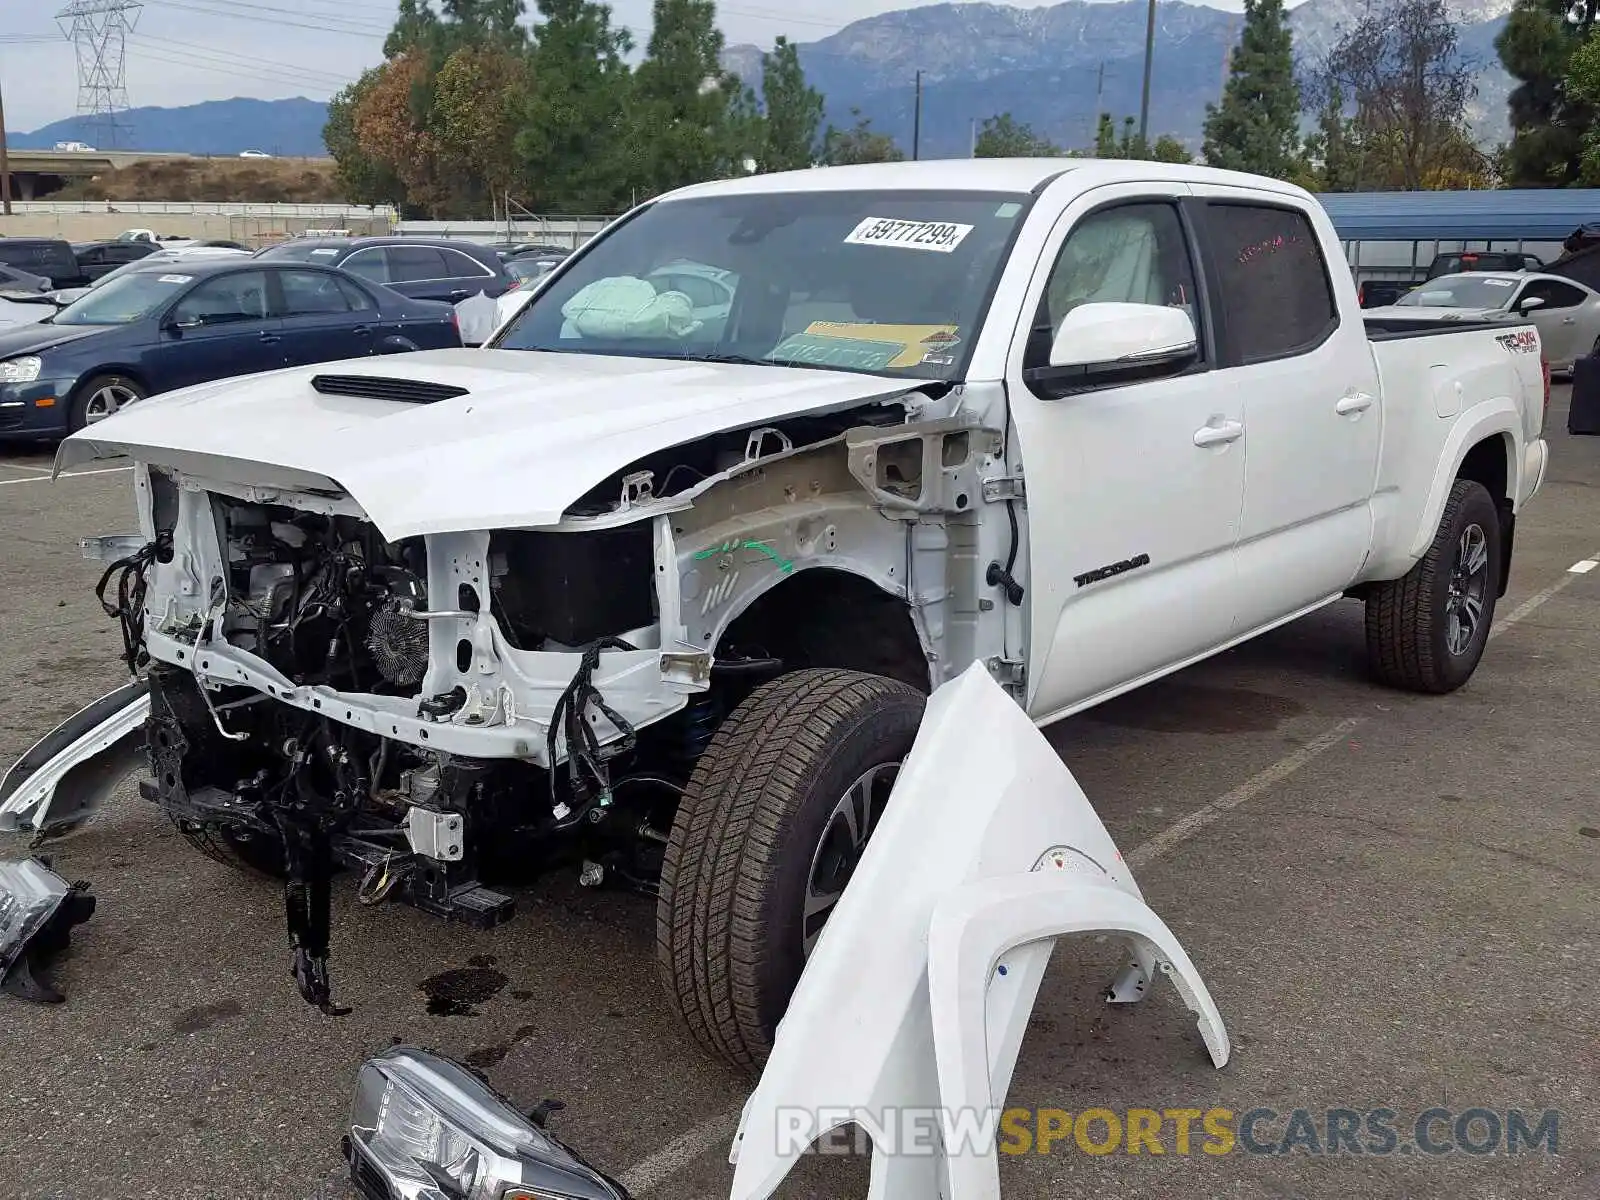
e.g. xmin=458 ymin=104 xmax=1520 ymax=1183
xmin=68 ymin=373 xmax=145 ymax=433
xmin=1365 ymin=478 xmax=1502 ymax=694
xmin=656 ymin=668 xmax=925 ymax=1073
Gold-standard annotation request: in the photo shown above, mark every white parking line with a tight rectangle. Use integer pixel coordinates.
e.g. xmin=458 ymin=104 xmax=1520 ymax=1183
xmin=616 ymin=1104 xmax=747 ymax=1196
xmin=1568 ymin=559 xmax=1597 ymax=574
xmin=1490 ymin=548 xmax=1600 ymax=638
xmin=0 ymin=465 xmax=131 ymax=487
xmin=0 ymin=462 xmax=51 ymax=476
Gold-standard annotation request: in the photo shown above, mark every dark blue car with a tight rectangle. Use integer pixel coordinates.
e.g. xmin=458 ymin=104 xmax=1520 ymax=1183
xmin=0 ymin=258 xmax=461 ymax=437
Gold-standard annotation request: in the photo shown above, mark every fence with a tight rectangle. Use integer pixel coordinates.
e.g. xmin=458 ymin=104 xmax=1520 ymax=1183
xmin=391 ymin=217 xmax=616 ymax=249
xmin=3 ymin=200 xmax=398 ymax=219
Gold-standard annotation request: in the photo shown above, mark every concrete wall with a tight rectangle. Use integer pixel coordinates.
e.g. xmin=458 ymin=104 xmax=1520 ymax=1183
xmin=0 ymin=211 xmax=393 ymax=246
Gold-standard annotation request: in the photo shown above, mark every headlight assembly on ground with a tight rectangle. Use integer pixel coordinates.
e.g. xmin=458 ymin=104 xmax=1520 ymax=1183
xmin=0 ymin=355 xmax=41 ymax=384
xmin=0 ymin=857 xmax=96 ymax=1004
xmin=345 ymin=1045 xmax=628 ymax=1200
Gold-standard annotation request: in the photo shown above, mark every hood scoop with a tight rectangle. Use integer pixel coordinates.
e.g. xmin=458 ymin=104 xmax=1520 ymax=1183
xmin=310 ymin=374 xmax=470 ymax=405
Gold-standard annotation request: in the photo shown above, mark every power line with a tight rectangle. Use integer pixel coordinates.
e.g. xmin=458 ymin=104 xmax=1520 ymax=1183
xmin=142 ymin=0 xmax=390 ymax=37
xmin=130 ymin=31 xmax=357 ymax=87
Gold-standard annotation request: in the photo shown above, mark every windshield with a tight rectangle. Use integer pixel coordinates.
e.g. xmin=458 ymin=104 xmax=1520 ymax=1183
xmin=1397 ymin=275 xmax=1520 ymax=309
xmin=53 ymin=270 xmax=194 ymax=325
xmin=491 ymin=190 xmax=1034 ymax=379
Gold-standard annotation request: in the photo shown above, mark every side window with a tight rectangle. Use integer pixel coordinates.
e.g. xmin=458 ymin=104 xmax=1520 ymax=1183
xmin=440 ymin=248 xmax=495 ymax=279
xmin=385 ymin=246 xmax=451 ymax=282
xmin=341 ymin=249 xmax=390 ymax=284
xmin=75 ymin=248 xmax=104 ymax=267
xmin=277 ymin=269 xmax=354 ymax=316
xmin=1027 ymin=201 xmax=1201 ymax=369
xmin=1522 ymin=279 xmax=1586 ymax=310
xmin=1203 ymin=202 xmax=1337 ymax=364
xmin=171 ymin=271 xmax=271 ymax=326
xmin=333 ymin=276 xmax=376 ymax=311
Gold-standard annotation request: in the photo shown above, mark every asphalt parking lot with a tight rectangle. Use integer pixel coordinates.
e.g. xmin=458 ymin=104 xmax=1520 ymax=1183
xmin=1 ymin=397 xmax=1598 ymax=1200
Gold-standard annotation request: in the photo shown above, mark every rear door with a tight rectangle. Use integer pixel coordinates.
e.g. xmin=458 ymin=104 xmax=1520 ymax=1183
xmin=271 ymin=267 xmax=376 ymax=365
xmin=1188 ymin=189 xmax=1383 ymax=633
xmin=155 ymin=269 xmax=285 ymax=391
xmin=437 ymin=246 xmax=503 ymax=301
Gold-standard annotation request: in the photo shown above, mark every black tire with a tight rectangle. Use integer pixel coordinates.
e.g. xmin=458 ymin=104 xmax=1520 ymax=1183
xmin=68 ymin=373 xmax=145 ymax=433
xmin=171 ymin=817 xmax=288 ymax=878
xmin=656 ymin=668 xmax=926 ymax=1073
xmin=1365 ymin=478 xmax=1502 ymax=694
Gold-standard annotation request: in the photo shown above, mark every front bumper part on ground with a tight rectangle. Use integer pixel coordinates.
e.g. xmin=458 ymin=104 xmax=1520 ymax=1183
xmin=727 ymin=661 xmax=1231 ymax=1200
xmin=345 ymin=1045 xmax=629 ymax=1200
xmin=0 ymin=857 xmax=95 ymax=1004
xmin=0 ymin=680 xmax=150 ymax=838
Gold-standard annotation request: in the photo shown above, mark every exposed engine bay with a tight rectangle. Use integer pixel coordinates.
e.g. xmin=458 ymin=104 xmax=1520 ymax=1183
xmin=114 ymin=492 xmax=779 ymax=1015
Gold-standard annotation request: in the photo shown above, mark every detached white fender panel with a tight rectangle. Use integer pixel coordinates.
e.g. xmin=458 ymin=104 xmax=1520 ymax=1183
xmin=727 ymin=662 xmax=1229 ymax=1200
xmin=0 ymin=681 xmax=149 ymax=836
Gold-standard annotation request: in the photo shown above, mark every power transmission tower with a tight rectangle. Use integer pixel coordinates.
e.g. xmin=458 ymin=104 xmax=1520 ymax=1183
xmin=56 ymin=0 xmax=142 ymax=149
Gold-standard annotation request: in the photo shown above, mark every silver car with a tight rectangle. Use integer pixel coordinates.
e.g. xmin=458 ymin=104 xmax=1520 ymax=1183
xmin=1379 ymin=270 xmax=1600 ymax=374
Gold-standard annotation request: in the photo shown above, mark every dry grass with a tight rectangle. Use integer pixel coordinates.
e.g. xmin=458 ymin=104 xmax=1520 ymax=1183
xmin=53 ymin=157 xmax=347 ymax=203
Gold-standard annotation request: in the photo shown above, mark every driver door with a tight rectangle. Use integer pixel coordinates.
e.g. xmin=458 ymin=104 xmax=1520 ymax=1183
xmin=156 ymin=269 xmax=284 ymax=392
xmin=1511 ymin=277 xmax=1590 ymax=368
xmin=1006 ymin=186 xmax=1245 ymax=722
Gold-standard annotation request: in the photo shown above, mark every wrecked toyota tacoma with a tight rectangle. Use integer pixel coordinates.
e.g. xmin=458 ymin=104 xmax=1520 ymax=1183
xmin=1 ymin=159 xmax=1548 ymax=1073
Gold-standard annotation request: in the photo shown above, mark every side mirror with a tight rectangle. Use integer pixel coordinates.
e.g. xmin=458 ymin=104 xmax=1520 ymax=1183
xmin=1516 ymin=295 xmax=1545 ymax=314
xmin=1027 ymin=301 xmax=1198 ymax=392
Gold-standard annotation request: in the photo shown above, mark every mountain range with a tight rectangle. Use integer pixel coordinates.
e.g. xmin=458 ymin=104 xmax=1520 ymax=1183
xmin=3 ymin=0 xmax=1519 ymax=163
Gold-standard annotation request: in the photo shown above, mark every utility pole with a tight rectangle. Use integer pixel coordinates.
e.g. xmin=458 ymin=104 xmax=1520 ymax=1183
xmin=912 ymin=70 xmax=922 ymax=161
xmin=0 ymin=67 xmax=10 ymax=216
xmin=969 ymin=117 xmax=976 ymax=157
xmin=1138 ymin=0 xmax=1157 ymax=144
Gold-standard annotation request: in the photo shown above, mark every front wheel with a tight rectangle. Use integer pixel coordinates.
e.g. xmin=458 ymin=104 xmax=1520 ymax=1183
xmin=655 ymin=668 xmax=925 ymax=1074
xmin=1365 ymin=478 xmax=1502 ymax=694
xmin=68 ymin=373 xmax=145 ymax=433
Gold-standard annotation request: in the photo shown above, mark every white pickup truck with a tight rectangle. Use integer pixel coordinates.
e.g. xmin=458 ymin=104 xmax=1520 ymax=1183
xmin=1 ymin=159 xmax=1548 ymax=1072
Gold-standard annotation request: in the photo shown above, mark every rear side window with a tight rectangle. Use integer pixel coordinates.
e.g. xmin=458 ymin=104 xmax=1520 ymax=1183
xmin=1519 ymin=278 xmax=1587 ymax=310
xmin=386 ymin=246 xmax=451 ymax=282
xmin=1203 ymin=203 xmax=1337 ymax=364
xmin=440 ymin=247 xmax=495 ymax=279
xmin=0 ymin=240 xmax=77 ymax=280
xmin=277 ymin=269 xmax=356 ymax=316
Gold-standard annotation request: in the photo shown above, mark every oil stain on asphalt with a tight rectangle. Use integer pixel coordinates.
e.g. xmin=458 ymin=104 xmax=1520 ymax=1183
xmin=420 ymin=954 xmax=508 ymax=1016
xmin=172 ymin=999 xmax=245 ymax=1034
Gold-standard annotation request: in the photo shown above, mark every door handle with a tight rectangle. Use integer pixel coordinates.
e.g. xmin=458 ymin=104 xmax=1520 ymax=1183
xmin=1336 ymin=392 xmax=1375 ymax=415
xmin=1193 ymin=419 xmax=1243 ymax=447
xmin=449 ymin=289 xmax=469 ymax=300
xmin=1562 ymin=316 xmax=1577 ymax=325
xmin=351 ymin=325 xmax=371 ymax=335
xmin=259 ymin=333 xmax=281 ymax=344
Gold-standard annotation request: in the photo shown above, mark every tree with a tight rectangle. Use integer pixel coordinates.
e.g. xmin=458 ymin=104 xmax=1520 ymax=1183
xmin=432 ymin=45 xmax=533 ymax=203
xmin=973 ymin=112 xmax=1061 ymax=157
xmin=628 ymin=0 xmax=748 ymax=196
xmin=758 ymin=36 xmax=823 ymax=171
xmin=1560 ymin=26 xmax=1600 ymax=182
xmin=1150 ymin=133 xmax=1193 ymax=163
xmin=324 ymin=67 xmax=407 ymax=207
xmin=1498 ymin=0 xmax=1595 ymax=185
xmin=820 ymin=108 xmax=904 ymax=164
xmin=1313 ymin=0 xmax=1487 ymax=190
xmin=1201 ymin=0 xmax=1301 ymax=178
xmin=519 ymin=0 xmax=636 ymax=212
xmin=352 ymin=53 xmax=455 ymax=216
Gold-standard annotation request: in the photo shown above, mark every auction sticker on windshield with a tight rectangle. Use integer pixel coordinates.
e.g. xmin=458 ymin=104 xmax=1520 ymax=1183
xmin=844 ymin=217 xmax=974 ymax=253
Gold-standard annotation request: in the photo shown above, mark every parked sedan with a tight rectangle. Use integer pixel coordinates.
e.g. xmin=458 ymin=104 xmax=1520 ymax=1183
xmin=1375 ymin=270 xmax=1600 ymax=373
xmin=71 ymin=239 xmax=162 ymax=282
xmin=0 ymin=258 xmax=460 ymax=438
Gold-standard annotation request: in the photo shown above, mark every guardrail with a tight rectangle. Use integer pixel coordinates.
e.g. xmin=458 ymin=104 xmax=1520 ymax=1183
xmin=392 ymin=217 xmax=616 ymax=248
xmin=4 ymin=200 xmax=399 ymax=218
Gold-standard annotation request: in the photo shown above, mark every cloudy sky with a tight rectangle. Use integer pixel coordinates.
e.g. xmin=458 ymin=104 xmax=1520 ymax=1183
xmin=2 ymin=0 xmax=1279 ymax=132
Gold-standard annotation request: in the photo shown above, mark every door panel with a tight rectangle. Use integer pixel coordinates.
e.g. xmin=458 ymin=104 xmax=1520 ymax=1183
xmin=1189 ymin=189 xmax=1382 ymax=632
xmin=273 ymin=267 xmax=375 ymax=365
xmin=1515 ymin=278 xmax=1589 ymax=366
xmin=156 ymin=269 xmax=285 ymax=391
xmin=1006 ymin=187 xmax=1245 ymax=721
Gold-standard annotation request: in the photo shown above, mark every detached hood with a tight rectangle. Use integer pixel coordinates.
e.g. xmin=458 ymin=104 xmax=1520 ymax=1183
xmin=57 ymin=348 xmax=919 ymax=539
